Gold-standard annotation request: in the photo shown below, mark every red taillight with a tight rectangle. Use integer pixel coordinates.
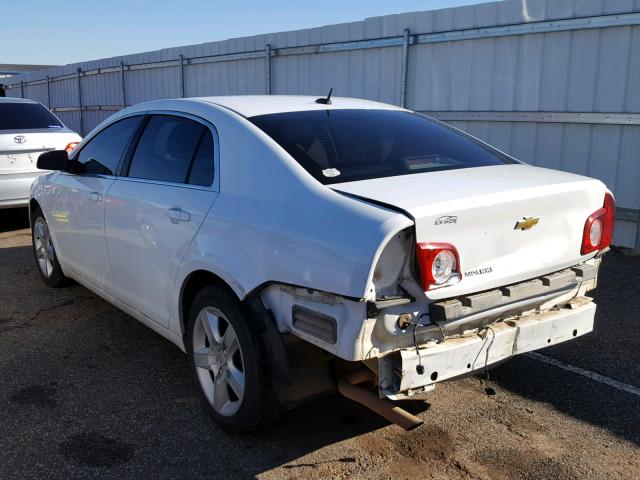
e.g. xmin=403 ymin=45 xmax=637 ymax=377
xmin=65 ymin=142 xmax=79 ymax=155
xmin=581 ymin=192 xmax=615 ymax=254
xmin=416 ymin=242 xmax=461 ymax=291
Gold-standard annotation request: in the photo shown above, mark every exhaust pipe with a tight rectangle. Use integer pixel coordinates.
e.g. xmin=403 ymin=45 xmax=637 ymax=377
xmin=338 ymin=369 xmax=423 ymax=431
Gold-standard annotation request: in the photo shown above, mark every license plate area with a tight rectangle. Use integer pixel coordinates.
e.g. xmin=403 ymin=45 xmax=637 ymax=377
xmin=0 ymin=152 xmax=42 ymax=171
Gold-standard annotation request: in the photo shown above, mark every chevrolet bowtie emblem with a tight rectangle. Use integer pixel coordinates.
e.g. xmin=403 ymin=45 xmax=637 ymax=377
xmin=514 ymin=217 xmax=540 ymax=231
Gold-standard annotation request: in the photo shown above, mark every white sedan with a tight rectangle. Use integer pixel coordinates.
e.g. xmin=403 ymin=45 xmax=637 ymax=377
xmin=30 ymin=95 xmax=614 ymax=432
xmin=0 ymin=98 xmax=81 ymax=209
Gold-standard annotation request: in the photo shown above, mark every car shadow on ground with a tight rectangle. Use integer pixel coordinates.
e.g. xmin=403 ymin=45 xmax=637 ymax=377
xmin=0 ymin=207 xmax=29 ymax=233
xmin=489 ymin=251 xmax=640 ymax=446
xmin=489 ymin=357 xmax=640 ymax=446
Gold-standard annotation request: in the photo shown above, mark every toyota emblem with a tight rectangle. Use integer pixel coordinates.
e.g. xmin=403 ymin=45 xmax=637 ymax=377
xmin=14 ymin=135 xmax=26 ymax=144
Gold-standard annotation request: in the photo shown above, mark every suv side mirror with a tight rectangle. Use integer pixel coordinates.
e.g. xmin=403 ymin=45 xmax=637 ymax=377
xmin=37 ymin=150 xmax=70 ymax=171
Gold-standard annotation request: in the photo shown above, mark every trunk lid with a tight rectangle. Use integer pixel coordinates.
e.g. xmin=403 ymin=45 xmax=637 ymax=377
xmin=0 ymin=129 xmax=80 ymax=174
xmin=332 ymin=164 xmax=606 ymax=299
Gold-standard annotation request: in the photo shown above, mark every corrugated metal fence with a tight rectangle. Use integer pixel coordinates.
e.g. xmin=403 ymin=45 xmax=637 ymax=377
xmin=5 ymin=0 xmax=640 ymax=248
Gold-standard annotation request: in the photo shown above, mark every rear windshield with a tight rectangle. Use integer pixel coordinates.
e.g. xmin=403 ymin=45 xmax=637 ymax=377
xmin=250 ymin=109 xmax=514 ymax=184
xmin=0 ymin=102 xmax=64 ymax=130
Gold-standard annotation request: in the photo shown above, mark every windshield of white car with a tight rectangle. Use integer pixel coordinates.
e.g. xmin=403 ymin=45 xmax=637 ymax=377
xmin=0 ymin=103 xmax=64 ymax=130
xmin=249 ymin=109 xmax=515 ymax=184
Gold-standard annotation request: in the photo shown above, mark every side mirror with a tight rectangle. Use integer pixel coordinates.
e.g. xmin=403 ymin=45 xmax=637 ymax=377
xmin=37 ymin=150 xmax=70 ymax=171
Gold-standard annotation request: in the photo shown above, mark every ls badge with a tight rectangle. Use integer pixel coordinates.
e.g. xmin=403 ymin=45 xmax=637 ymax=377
xmin=514 ymin=216 xmax=540 ymax=231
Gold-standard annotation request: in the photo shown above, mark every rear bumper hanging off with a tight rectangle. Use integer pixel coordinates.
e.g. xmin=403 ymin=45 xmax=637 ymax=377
xmin=378 ymin=296 xmax=595 ymax=397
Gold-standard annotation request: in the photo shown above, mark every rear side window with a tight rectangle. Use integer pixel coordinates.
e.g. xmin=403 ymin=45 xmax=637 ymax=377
xmin=250 ymin=109 xmax=515 ymax=184
xmin=0 ymin=102 xmax=64 ymax=130
xmin=127 ymin=115 xmax=210 ymax=184
xmin=76 ymin=116 xmax=142 ymax=176
xmin=187 ymin=131 xmax=214 ymax=186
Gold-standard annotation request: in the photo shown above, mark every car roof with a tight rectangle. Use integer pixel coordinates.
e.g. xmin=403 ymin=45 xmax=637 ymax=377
xmin=3 ymin=95 xmax=406 ymax=116
xmin=191 ymin=95 xmax=406 ymax=118
xmin=0 ymin=97 xmax=38 ymax=104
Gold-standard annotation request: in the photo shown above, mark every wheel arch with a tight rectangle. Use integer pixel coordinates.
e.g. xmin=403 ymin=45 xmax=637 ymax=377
xmin=178 ymin=270 xmax=337 ymax=405
xmin=29 ymin=198 xmax=41 ymax=223
xmin=179 ymin=269 xmax=243 ymax=339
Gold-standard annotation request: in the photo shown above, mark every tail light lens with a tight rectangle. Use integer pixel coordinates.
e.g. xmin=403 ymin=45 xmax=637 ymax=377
xmin=581 ymin=192 xmax=615 ymax=254
xmin=65 ymin=142 xmax=80 ymax=155
xmin=416 ymin=243 xmax=461 ymax=291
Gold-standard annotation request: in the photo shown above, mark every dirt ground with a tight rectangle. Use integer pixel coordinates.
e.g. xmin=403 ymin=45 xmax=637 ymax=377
xmin=1 ymin=207 xmax=639 ymax=479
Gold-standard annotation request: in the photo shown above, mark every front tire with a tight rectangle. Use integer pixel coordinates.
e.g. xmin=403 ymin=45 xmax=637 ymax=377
xmin=31 ymin=208 xmax=69 ymax=287
xmin=187 ymin=286 xmax=281 ymax=433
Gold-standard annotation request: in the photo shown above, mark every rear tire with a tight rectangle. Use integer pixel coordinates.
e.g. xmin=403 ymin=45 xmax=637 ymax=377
xmin=31 ymin=208 xmax=70 ymax=287
xmin=186 ymin=286 xmax=282 ymax=433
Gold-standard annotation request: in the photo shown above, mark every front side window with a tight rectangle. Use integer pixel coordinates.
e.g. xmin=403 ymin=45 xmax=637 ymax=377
xmin=127 ymin=115 xmax=210 ymax=184
xmin=76 ymin=116 xmax=142 ymax=175
xmin=250 ymin=109 xmax=515 ymax=185
xmin=0 ymin=102 xmax=64 ymax=130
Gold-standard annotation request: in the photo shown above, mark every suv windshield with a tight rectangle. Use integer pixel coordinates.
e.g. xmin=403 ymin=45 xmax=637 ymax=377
xmin=250 ymin=109 xmax=515 ymax=184
xmin=0 ymin=102 xmax=64 ymax=130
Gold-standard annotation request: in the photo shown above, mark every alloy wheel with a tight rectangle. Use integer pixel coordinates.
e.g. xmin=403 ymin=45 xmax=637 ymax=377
xmin=192 ymin=307 xmax=245 ymax=416
xmin=33 ymin=217 xmax=54 ymax=278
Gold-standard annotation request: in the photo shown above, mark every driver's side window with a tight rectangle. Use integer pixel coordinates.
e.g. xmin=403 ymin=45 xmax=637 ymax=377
xmin=75 ymin=116 xmax=142 ymax=175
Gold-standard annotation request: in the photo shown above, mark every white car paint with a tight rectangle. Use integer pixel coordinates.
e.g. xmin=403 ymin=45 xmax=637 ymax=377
xmin=331 ymin=164 xmax=606 ymax=300
xmin=30 ymin=95 xmax=610 ymax=400
xmin=105 ymin=179 xmax=218 ymax=326
xmin=48 ymin=174 xmax=114 ymax=290
xmin=0 ymin=98 xmax=81 ymax=208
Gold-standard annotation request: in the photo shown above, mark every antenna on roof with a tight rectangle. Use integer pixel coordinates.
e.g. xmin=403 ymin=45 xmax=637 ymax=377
xmin=315 ymin=88 xmax=333 ymax=105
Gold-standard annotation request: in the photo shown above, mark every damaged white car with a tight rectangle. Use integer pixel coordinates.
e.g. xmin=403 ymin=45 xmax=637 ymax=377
xmin=30 ymin=95 xmax=614 ymax=432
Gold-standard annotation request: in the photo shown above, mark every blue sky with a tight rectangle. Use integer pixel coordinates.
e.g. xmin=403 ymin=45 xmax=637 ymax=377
xmin=2 ymin=0 xmax=495 ymax=65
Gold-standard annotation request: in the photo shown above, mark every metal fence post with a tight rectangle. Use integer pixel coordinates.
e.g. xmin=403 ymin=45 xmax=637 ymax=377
xmin=77 ymin=68 xmax=84 ymax=136
xmin=46 ymin=76 xmax=51 ymax=108
xmin=400 ymin=28 xmax=410 ymax=108
xmin=179 ymin=55 xmax=185 ymax=98
xmin=265 ymin=44 xmax=272 ymax=95
xmin=120 ymin=61 xmax=126 ymax=107
xmin=636 ymin=206 xmax=640 ymax=251
xmin=20 ymin=80 xmax=24 ymax=98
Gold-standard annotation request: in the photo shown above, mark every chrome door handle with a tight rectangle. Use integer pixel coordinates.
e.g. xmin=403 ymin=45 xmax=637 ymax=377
xmin=90 ymin=191 xmax=102 ymax=202
xmin=166 ymin=207 xmax=191 ymax=224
